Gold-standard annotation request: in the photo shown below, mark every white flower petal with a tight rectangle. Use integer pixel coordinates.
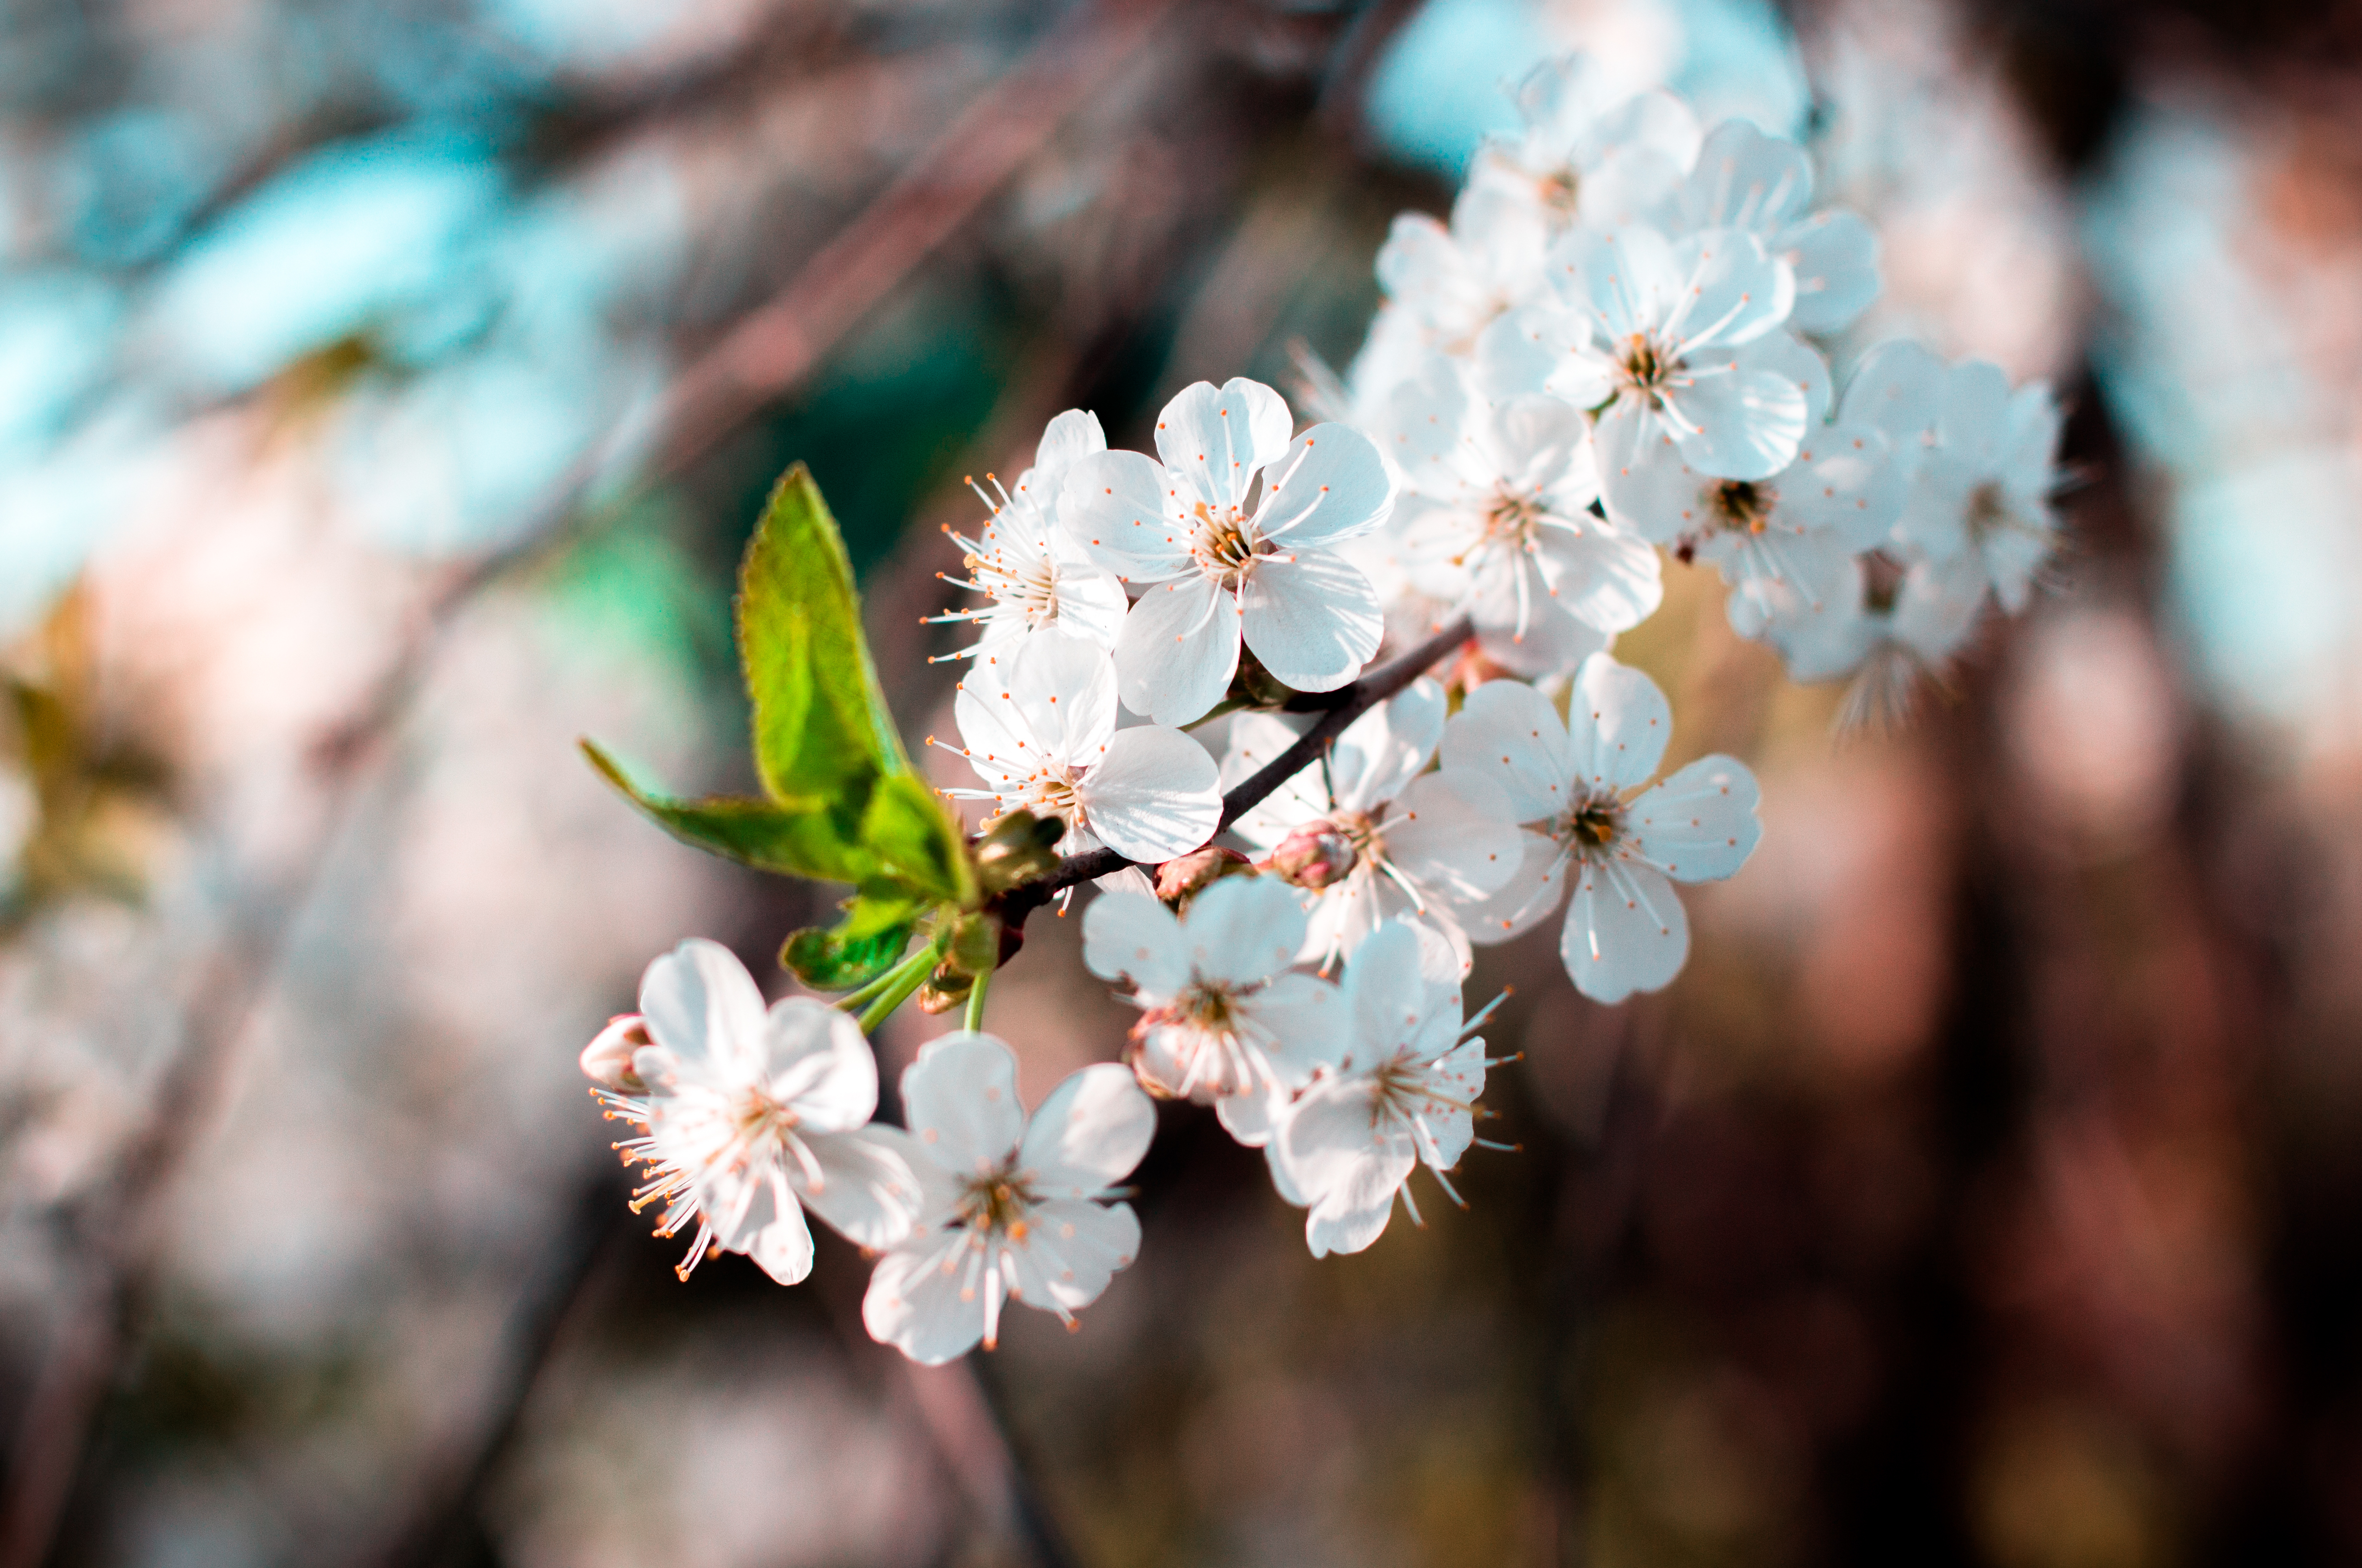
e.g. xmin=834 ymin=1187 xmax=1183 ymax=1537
xmin=1031 ymin=407 xmax=1107 ymax=476
xmin=1254 ymin=423 xmax=1395 ymax=546
xmin=1460 ymin=831 xmax=1571 ymax=946
xmin=1567 ymin=653 xmax=1671 ymax=790
xmin=1019 ymin=1063 xmax=1155 ymax=1197
xmin=1060 ymin=448 xmax=1187 ymax=576
xmin=1244 ymin=971 xmax=1351 ymax=1087
xmin=1628 ymin=754 xmax=1762 ymax=884
xmin=1782 ymin=209 xmax=1879 ymax=334
xmin=1239 ymin=548 xmax=1383 ymax=694
xmin=1155 ymin=377 xmax=1293 ymax=511
xmin=639 ymin=938 xmax=768 ymax=1076
xmin=761 ymin=997 xmax=878 ymax=1133
xmin=1561 ymin=858 xmax=1690 ymax=1003
xmin=1009 ymin=625 xmax=1119 ymax=761
xmin=1663 ymin=228 xmax=1793 ymax=352
xmin=901 ymin=1033 xmax=1027 ymax=1176
xmin=1185 ymin=874 xmax=1310 ymax=986
xmin=739 ymin=1181 xmax=818 ymax=1286
xmin=863 ymin=1234 xmax=985 ymax=1365
xmin=1440 ymin=677 xmax=1574 ymax=822
xmin=1782 ymin=423 xmax=1905 ymax=550
xmin=1077 ymin=726 xmax=1221 ymax=863
xmin=1114 ymin=573 xmax=1239 ymax=726
xmin=1662 ymin=338 xmax=1810 ymax=480
xmin=799 ymin=1125 xmax=925 ymax=1250
xmin=1382 ymin=772 xmax=1525 ymax=902
xmin=1679 ymin=119 xmax=1812 ymax=232
xmin=1081 ymin=888 xmax=1189 ymax=996
xmin=1005 ymin=1199 xmax=1140 ymax=1311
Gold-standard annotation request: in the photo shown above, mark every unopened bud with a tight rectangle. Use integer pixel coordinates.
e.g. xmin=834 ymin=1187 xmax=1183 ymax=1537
xmin=1447 ymin=638 xmax=1514 ymax=693
xmin=972 ymin=810 xmax=1065 ymax=894
xmin=1154 ymin=846 xmax=1252 ymax=908
xmin=580 ymin=1015 xmax=651 ymax=1090
xmin=1265 ymin=820 xmax=1357 ymax=889
xmin=917 ymin=967 xmax=974 ymax=1014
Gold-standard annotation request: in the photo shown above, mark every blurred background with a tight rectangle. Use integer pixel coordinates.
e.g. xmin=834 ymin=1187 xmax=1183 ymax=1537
xmin=4 ymin=0 xmax=2362 ymax=1563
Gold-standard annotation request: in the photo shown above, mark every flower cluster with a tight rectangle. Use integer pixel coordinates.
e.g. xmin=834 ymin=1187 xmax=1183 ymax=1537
xmin=584 ymin=56 xmax=2070 ymax=1363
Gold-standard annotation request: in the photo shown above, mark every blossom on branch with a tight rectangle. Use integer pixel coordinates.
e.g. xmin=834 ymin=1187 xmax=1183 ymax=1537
xmin=590 ymin=940 xmax=924 ymax=1284
xmin=1061 ymin=377 xmax=1397 ymax=725
xmin=931 ymin=409 xmax=1130 ymax=657
xmin=942 ymin=631 xmax=1220 ymax=865
xmin=862 ymin=1033 xmax=1154 ymax=1364
xmin=1081 ymin=874 xmax=1347 ymax=1145
xmin=1222 ymin=679 xmax=1523 ymax=975
xmin=1440 ymin=656 xmax=1761 ymax=1002
xmin=1268 ymin=922 xmax=1498 ymax=1257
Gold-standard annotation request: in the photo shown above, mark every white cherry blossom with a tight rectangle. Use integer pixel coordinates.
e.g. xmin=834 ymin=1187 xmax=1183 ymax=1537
xmin=1082 ymin=873 xmax=1347 ymax=1145
xmin=1221 ymin=679 xmax=1522 ymax=975
xmin=1759 ymin=549 xmax=1988 ymax=727
xmin=593 ymin=939 xmax=924 ymax=1285
xmin=942 ymin=631 xmax=1220 ymax=865
xmin=1484 ymin=224 xmax=1814 ymax=548
xmin=863 ymin=1034 xmax=1154 ymax=1364
xmin=1383 ymin=357 xmax=1658 ymax=674
xmin=1268 ymin=922 xmax=1496 ymax=1257
xmin=930 ymin=409 xmax=1129 ymax=656
xmin=1375 ymin=185 xmax=1552 ymax=359
xmin=1844 ymin=344 xmax=2063 ymax=613
xmin=1665 ymin=119 xmax=1880 ymax=335
xmin=1439 ymin=656 xmax=1761 ymax=1003
xmin=1060 ymin=377 xmax=1397 ymax=726
xmin=1469 ymin=55 xmax=1701 ymax=232
xmin=1604 ymin=406 xmax=1904 ymax=633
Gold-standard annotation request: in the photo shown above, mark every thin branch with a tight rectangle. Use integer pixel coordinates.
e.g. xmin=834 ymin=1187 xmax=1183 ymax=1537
xmin=997 ymin=613 xmax=1474 ymax=927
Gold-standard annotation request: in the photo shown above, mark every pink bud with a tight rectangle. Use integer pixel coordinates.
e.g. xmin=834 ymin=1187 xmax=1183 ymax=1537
xmin=580 ymin=1014 xmax=651 ymax=1090
xmin=1153 ymin=845 xmax=1252 ymax=906
xmin=1265 ymin=820 xmax=1357 ymax=889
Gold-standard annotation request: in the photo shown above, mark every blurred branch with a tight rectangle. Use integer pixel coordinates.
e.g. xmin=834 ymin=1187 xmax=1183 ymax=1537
xmin=0 ymin=2 xmax=1187 ymax=1561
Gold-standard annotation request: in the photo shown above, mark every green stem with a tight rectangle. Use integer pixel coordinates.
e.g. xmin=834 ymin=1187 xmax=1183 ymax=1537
xmin=835 ymin=947 xmax=924 ymax=1012
xmin=962 ymin=967 xmax=992 ymax=1033
xmin=857 ymin=943 xmax=943 ymax=1034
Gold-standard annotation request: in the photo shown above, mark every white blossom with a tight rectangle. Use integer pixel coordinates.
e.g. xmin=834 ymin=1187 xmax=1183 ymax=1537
xmin=1375 ymin=185 xmax=1553 ymax=360
xmin=1664 ymin=119 xmax=1881 ymax=335
xmin=863 ymin=1034 xmax=1154 ymax=1364
xmin=1268 ymin=922 xmax=1496 ymax=1257
xmin=942 ymin=631 xmax=1220 ymax=865
xmin=1383 ymin=357 xmax=1659 ymax=674
xmin=1082 ymin=873 xmax=1347 ymax=1145
xmin=1760 ymin=549 xmax=1989 ymax=728
xmin=1061 ymin=377 xmax=1397 ymax=726
xmin=592 ymin=939 xmax=924 ymax=1285
xmin=1439 ymin=656 xmax=1760 ymax=1002
xmin=1484 ymin=223 xmax=1818 ymax=552
xmin=1221 ymin=678 xmax=1522 ymax=975
xmin=930 ymin=409 xmax=1130 ymax=656
xmin=1843 ymin=341 xmax=2063 ymax=613
xmin=1469 ymin=55 xmax=1701 ymax=232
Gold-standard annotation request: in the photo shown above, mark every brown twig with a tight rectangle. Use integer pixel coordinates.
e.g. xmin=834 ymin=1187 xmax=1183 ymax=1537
xmin=996 ymin=613 xmax=1475 ymax=928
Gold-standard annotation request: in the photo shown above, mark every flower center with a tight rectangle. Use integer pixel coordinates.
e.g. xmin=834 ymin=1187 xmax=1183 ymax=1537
xmin=1481 ymin=489 xmax=1547 ymax=554
xmin=1190 ymin=501 xmax=1267 ymax=587
xmin=1535 ymin=167 xmax=1580 ymax=219
xmin=1862 ymin=550 xmax=1906 ymax=615
xmin=956 ymin=1166 xmax=1039 ymax=1237
xmin=1333 ymin=808 xmax=1385 ymax=863
xmin=1710 ymin=480 xmax=1777 ymax=534
xmin=1616 ymin=332 xmax=1677 ymax=406
xmin=1179 ymin=980 xmax=1241 ymax=1033
xmin=1965 ymin=481 xmax=2012 ymax=543
xmin=1554 ymin=796 xmax=1625 ymax=858
xmin=971 ymin=547 xmax=1061 ymax=627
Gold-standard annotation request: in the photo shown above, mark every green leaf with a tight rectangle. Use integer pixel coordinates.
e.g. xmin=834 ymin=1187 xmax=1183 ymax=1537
xmin=581 ymin=740 xmax=875 ymax=884
xmin=782 ymin=893 xmax=925 ymax=991
xmin=737 ymin=464 xmax=909 ymax=814
xmin=861 ymin=773 xmax=976 ymax=908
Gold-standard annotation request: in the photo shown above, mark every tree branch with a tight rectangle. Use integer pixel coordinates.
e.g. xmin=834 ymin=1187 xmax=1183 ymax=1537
xmin=997 ymin=613 xmax=1474 ymax=928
